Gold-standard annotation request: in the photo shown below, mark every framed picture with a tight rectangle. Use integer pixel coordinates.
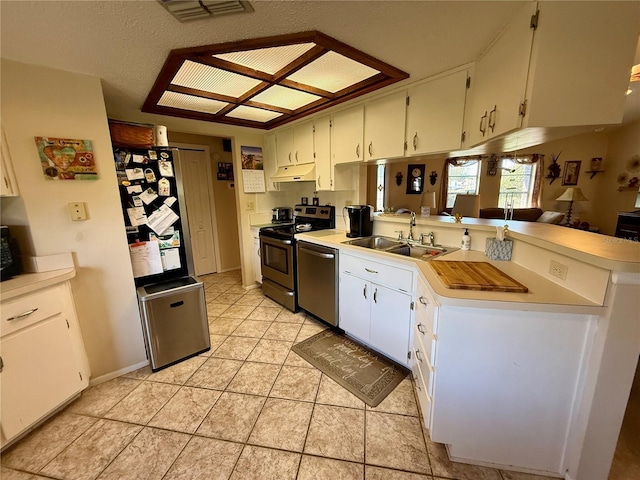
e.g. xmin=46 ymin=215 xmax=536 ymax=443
xmin=406 ymin=164 xmax=425 ymax=194
xmin=562 ymin=161 xmax=581 ymax=186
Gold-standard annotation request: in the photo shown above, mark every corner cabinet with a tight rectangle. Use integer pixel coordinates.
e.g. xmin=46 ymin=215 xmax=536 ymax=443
xmin=463 ymin=2 xmax=536 ymax=147
xmin=406 ymin=69 xmax=469 ymax=155
xmin=1 ymin=126 xmax=19 ymax=197
xmin=1 ymin=271 xmax=90 ymax=450
xmin=338 ymin=252 xmax=414 ymax=366
xmin=364 ymin=91 xmax=407 ymax=161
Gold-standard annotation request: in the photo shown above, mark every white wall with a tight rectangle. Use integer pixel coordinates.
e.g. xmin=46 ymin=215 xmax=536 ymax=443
xmin=1 ymin=59 xmax=146 ymax=380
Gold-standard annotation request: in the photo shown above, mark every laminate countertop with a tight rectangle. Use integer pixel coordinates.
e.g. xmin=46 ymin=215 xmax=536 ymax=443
xmin=0 ymin=268 xmax=76 ymax=301
xmin=296 ymin=229 xmax=605 ymax=313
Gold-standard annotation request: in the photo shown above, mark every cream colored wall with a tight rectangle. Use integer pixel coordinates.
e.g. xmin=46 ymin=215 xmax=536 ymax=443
xmin=593 ymin=121 xmax=640 ymax=235
xmin=0 ymin=59 xmax=146 ymax=380
xmin=168 ymin=132 xmax=241 ymax=272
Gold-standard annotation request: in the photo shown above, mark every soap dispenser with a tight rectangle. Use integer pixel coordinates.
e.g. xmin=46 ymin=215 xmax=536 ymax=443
xmin=461 ymin=228 xmax=471 ymax=251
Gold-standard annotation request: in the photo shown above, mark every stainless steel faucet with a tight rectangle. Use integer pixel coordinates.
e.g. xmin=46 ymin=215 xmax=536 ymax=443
xmin=418 ymin=231 xmax=435 ymax=246
xmin=408 ymin=212 xmax=416 ymax=241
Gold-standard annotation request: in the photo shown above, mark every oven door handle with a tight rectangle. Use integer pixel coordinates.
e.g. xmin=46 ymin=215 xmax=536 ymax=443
xmin=261 ymin=237 xmax=292 ymax=245
xmin=299 ymin=247 xmax=334 ymax=259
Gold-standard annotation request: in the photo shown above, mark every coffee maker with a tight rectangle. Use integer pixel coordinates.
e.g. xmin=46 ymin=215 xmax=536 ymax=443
xmin=344 ymin=205 xmax=373 ymax=238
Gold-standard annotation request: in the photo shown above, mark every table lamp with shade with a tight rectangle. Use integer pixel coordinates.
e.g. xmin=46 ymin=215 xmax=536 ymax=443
xmin=556 ymin=187 xmax=588 ymax=224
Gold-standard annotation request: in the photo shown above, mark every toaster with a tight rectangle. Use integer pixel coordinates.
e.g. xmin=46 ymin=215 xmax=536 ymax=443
xmin=272 ymin=207 xmax=293 ymax=223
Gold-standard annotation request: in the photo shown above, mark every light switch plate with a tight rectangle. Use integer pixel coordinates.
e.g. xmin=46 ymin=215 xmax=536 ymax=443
xmin=69 ymin=202 xmax=88 ymax=221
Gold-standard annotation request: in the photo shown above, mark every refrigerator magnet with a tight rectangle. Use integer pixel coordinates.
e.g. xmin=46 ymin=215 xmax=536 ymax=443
xmin=148 ymin=150 xmax=158 ymax=160
xmin=144 ymin=168 xmax=157 ymax=183
xmin=132 ymin=195 xmax=143 ymax=207
xmin=139 ymin=188 xmax=158 ymax=205
xmin=158 ymin=160 xmax=174 ymax=177
xmin=158 ymin=178 xmax=170 ymax=196
xmin=160 ymin=151 xmax=169 ymax=159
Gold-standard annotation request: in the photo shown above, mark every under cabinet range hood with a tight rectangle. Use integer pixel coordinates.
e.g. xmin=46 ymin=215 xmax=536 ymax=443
xmin=270 ymin=163 xmax=316 ymax=183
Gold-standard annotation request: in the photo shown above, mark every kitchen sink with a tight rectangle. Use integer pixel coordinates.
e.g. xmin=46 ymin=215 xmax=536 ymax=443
xmin=343 ymin=236 xmax=404 ymax=250
xmin=342 ymin=236 xmax=457 ymax=260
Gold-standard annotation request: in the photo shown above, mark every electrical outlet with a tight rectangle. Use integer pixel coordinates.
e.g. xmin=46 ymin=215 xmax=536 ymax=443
xmin=246 ymin=202 xmax=255 ymax=211
xmin=68 ymin=202 xmax=88 ymax=221
xmin=549 ymin=260 xmax=568 ymax=280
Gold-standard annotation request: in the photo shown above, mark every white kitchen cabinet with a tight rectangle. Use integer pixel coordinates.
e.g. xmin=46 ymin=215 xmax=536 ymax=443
xmin=275 ymin=121 xmax=314 ymax=167
xmin=339 ymin=253 xmax=414 ymax=365
xmin=463 ymin=2 xmax=536 ymax=147
xmin=275 ymin=127 xmax=294 ymax=167
xmin=1 ymin=273 xmax=90 ymax=449
xmin=331 ymin=105 xmax=364 ymax=165
xmin=406 ymin=69 xmax=469 ymax=155
xmin=314 ymin=115 xmax=332 ymax=191
xmin=429 ymin=303 xmax=595 ymax=475
xmin=1 ymin=126 xmax=19 ymax=197
xmin=315 ymin=115 xmax=355 ymax=192
xmin=251 ymin=227 xmax=262 ymax=284
xmin=364 ymin=91 xmax=407 ymax=161
xmin=412 ymin=275 xmax=439 ymax=430
xmin=522 ymin=1 xmax=638 ymax=128
xmin=263 ymin=133 xmax=279 ymax=192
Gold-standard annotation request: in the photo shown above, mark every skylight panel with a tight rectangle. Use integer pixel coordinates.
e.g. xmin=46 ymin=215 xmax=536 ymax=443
xmin=213 ymin=43 xmax=316 ymax=74
xmin=251 ymin=85 xmax=321 ymax=110
xmin=172 ymin=60 xmax=260 ymax=97
xmin=287 ymin=51 xmax=380 ymax=93
xmin=158 ymin=91 xmax=228 ymax=115
xmin=225 ymin=105 xmax=283 ymax=122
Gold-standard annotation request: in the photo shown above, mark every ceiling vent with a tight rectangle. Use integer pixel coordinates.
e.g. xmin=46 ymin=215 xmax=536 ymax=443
xmin=157 ymin=1 xmax=254 ymax=22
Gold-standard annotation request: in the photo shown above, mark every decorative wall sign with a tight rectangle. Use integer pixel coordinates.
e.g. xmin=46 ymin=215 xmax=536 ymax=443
xmin=217 ymin=162 xmax=234 ymax=180
xmin=406 ymin=164 xmax=425 ymax=194
xmin=35 ymin=137 xmax=97 ymax=180
xmin=562 ymin=161 xmax=581 ymax=186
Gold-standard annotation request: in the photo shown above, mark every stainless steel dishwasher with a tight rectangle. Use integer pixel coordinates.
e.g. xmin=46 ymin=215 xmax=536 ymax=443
xmin=296 ymin=241 xmax=338 ymax=326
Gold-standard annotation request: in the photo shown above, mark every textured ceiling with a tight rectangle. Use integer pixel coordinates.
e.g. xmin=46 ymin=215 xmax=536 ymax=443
xmin=1 ymin=1 xmax=636 ymax=132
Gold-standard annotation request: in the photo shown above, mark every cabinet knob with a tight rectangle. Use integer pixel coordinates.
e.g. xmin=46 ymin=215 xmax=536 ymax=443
xmin=418 ymin=296 xmax=428 ymax=305
xmin=415 ymin=349 xmax=423 ymax=362
xmin=417 ymin=323 xmax=426 ymax=334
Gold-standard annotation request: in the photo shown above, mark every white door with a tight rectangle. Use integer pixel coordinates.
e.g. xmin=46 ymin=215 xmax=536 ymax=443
xmin=369 ymin=284 xmax=412 ymax=365
xmin=176 ymin=146 xmax=218 ymax=276
xmin=338 ymin=272 xmax=371 ymax=343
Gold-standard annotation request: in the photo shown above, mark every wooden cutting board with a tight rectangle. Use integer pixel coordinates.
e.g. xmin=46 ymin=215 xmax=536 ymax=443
xmin=429 ymin=261 xmax=528 ymax=292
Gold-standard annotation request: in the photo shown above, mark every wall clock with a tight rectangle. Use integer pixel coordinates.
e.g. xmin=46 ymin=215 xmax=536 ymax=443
xmin=406 ymin=164 xmax=425 ymax=194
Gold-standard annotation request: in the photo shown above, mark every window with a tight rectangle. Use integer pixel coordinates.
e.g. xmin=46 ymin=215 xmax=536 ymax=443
xmin=375 ymin=164 xmax=386 ymax=212
xmin=498 ymin=159 xmax=537 ymax=208
xmin=446 ymin=161 xmax=480 ymax=208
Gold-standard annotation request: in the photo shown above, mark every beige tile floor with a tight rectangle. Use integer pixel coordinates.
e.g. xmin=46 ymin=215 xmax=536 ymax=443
xmin=1 ymin=271 xmax=562 ymax=480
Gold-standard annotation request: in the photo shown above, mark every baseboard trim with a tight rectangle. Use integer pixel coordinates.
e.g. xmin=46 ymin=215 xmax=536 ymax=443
xmin=89 ymin=359 xmax=149 ymax=386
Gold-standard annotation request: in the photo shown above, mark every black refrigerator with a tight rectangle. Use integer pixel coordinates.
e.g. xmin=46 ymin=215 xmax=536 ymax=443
xmin=113 ymin=147 xmax=210 ymax=370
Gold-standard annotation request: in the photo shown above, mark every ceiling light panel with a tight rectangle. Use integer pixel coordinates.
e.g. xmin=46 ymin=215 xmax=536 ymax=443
xmin=213 ymin=43 xmax=316 ymax=75
xmin=225 ymin=105 xmax=283 ymax=122
xmin=251 ymin=85 xmax=321 ymax=110
xmin=172 ymin=60 xmax=260 ymax=97
xmin=158 ymin=91 xmax=228 ymax=115
xmin=287 ymin=51 xmax=380 ymax=93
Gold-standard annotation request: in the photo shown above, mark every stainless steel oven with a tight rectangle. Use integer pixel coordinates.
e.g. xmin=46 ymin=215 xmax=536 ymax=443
xmin=260 ymin=235 xmax=294 ymax=290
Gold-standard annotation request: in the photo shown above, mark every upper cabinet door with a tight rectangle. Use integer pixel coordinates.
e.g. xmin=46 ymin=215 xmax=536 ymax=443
xmin=524 ymin=1 xmax=639 ymax=128
xmin=406 ymin=69 xmax=469 ymax=155
xmin=292 ymin=120 xmax=314 ymax=164
xmin=331 ymin=105 xmax=364 ymax=165
xmin=463 ymin=2 xmax=536 ymax=148
xmin=314 ymin=116 xmax=332 ymax=191
xmin=264 ymin=133 xmax=279 ymax=192
xmin=364 ymin=91 xmax=407 ymax=161
xmin=275 ymin=128 xmax=294 ymax=167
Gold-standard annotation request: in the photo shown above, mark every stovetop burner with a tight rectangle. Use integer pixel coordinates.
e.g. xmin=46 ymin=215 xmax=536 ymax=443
xmin=260 ymin=205 xmax=335 ymax=240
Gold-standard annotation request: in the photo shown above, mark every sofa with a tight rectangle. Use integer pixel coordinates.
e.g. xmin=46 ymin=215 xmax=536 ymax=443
xmin=479 ymin=208 xmax=565 ymax=224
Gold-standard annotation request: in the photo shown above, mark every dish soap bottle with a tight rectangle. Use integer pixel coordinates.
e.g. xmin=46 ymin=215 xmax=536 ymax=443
xmin=461 ymin=228 xmax=471 ymax=251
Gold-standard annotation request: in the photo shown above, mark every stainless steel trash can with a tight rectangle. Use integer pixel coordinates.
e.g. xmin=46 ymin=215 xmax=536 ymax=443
xmin=137 ymin=276 xmax=210 ymax=371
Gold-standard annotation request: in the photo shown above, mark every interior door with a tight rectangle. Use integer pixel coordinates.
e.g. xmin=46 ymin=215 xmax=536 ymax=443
xmin=177 ymin=146 xmax=218 ymax=276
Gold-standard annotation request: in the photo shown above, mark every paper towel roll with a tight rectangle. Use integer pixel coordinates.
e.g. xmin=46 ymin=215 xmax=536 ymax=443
xmin=153 ymin=125 xmax=169 ymax=147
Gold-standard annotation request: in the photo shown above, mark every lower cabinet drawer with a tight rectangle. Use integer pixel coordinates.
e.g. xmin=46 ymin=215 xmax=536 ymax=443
xmin=413 ymin=334 xmax=435 ymax=397
xmin=1 ymin=285 xmax=65 ymax=337
xmin=414 ymin=322 xmax=437 ymax=365
xmin=341 ymin=253 xmax=413 ymax=292
xmin=412 ymin=357 xmax=432 ymax=430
